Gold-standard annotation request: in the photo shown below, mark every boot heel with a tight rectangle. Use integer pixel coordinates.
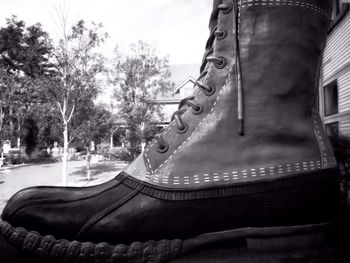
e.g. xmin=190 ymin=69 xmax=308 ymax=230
xmin=246 ymin=216 xmax=350 ymax=251
xmin=246 ymin=231 xmax=327 ymax=251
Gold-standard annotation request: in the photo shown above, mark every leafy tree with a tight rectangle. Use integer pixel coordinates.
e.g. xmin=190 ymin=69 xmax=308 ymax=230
xmin=23 ymin=115 xmax=39 ymax=156
xmin=110 ymin=41 xmax=174 ymax=156
xmin=49 ymin=19 xmax=108 ymax=184
xmin=0 ymin=16 xmax=53 ymax=147
xmin=73 ymin=105 xmax=112 ymax=180
xmin=30 ymin=101 xmax=62 ymax=149
xmin=97 ymin=101 xmax=123 ymax=149
xmin=0 ymin=16 xmax=53 ymax=76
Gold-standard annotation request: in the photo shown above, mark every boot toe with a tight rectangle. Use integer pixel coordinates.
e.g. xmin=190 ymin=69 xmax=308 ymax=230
xmin=2 ymin=186 xmax=84 ymax=239
xmin=2 ymin=177 xmax=129 ymax=240
xmin=3 ymin=186 xmax=55 ymax=222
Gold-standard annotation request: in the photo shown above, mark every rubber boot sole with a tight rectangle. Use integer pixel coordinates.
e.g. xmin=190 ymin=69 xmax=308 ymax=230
xmin=1 ymin=218 xmax=349 ymax=263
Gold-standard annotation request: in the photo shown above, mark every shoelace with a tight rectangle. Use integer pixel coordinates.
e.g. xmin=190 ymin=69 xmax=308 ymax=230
xmin=155 ymin=2 xmax=238 ymax=153
xmin=234 ymin=1 xmax=244 ymax=136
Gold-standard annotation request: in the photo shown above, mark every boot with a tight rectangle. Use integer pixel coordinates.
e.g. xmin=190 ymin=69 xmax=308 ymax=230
xmin=1 ymin=0 xmax=340 ymax=262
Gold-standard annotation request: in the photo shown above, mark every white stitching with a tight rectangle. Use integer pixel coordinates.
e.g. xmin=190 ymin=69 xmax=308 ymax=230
xmin=240 ymin=0 xmax=329 ymax=18
xmin=312 ymin=108 xmax=337 ymax=168
xmin=144 ymin=51 xmax=213 ymax=172
xmin=144 ymin=121 xmax=176 ymax=173
xmin=153 ymin=61 xmax=235 ymax=174
xmin=149 ymin=8 xmax=234 ymax=174
xmin=138 ymin=0 xmax=332 ymax=183
xmin=149 ymin=158 xmax=335 ymax=185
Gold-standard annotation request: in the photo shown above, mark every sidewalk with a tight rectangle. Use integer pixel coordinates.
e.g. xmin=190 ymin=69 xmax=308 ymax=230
xmin=0 ymin=160 xmax=128 ymax=216
xmin=0 ymin=163 xmax=30 ymax=172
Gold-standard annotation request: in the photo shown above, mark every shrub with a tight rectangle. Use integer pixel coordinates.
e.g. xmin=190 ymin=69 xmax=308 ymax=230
xmin=27 ymin=149 xmax=53 ymax=164
xmin=98 ymin=146 xmax=131 ymax=161
xmin=4 ymin=153 xmax=29 ymax=165
xmin=3 ymin=149 xmax=55 ymax=165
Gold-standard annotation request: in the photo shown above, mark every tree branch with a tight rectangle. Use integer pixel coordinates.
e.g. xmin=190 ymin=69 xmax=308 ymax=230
xmin=57 ymin=101 xmax=64 ymax=116
xmin=66 ymin=103 xmax=75 ymax=123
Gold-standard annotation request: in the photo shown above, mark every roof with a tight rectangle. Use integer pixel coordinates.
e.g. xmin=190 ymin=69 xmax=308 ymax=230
xmin=169 ymin=64 xmax=200 ymax=85
xmin=174 ymin=77 xmax=196 ymax=94
xmin=155 ymin=77 xmax=196 ymax=102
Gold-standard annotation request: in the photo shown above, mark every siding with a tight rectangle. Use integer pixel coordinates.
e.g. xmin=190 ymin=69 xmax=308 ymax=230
xmin=340 ymin=118 xmax=350 ymax=135
xmin=323 ymin=14 xmax=350 ymax=81
xmin=338 ymin=70 xmax=350 ymax=113
xmin=321 ymin=11 xmax=350 ymax=137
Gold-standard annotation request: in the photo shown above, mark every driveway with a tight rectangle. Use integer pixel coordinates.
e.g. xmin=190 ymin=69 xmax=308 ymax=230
xmin=0 ymin=160 xmax=128 ymax=216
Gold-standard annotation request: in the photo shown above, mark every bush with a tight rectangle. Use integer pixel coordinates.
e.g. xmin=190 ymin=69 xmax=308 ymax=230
xmin=98 ymin=146 xmax=131 ymax=161
xmin=27 ymin=149 xmax=53 ymax=164
xmin=4 ymin=152 xmax=29 ymax=165
xmin=3 ymin=149 xmax=55 ymax=165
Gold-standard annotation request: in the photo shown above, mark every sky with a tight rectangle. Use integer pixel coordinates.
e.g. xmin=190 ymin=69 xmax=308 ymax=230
xmin=0 ymin=0 xmax=213 ymax=65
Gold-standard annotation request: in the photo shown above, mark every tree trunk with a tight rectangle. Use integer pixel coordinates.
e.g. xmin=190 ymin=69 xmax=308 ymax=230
xmin=62 ymin=122 xmax=68 ymax=185
xmin=0 ymin=106 xmax=4 ymax=141
xmin=9 ymin=105 xmax=14 ymax=141
xmin=86 ymin=146 xmax=91 ymax=181
xmin=110 ymin=133 xmax=113 ymax=150
xmin=17 ymin=113 xmax=21 ymax=147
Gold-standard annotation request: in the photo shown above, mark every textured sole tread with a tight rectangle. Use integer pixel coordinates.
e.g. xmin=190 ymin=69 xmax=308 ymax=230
xmin=0 ymin=221 xmax=182 ymax=263
xmin=1 ymin=218 xmax=347 ymax=263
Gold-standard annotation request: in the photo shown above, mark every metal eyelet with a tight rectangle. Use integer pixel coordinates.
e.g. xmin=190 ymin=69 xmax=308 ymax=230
xmin=203 ymin=83 xmax=216 ymax=96
xmin=192 ymin=104 xmax=204 ymax=115
xmin=221 ymin=3 xmax=233 ymax=14
xmin=156 ymin=142 xmax=169 ymax=154
xmin=176 ymin=123 xmax=189 ymax=134
xmin=214 ymin=56 xmax=227 ymax=69
xmin=215 ymin=29 xmax=227 ymax=41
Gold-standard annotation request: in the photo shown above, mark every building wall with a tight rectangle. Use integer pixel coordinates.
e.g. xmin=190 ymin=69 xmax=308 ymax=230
xmin=161 ymin=103 xmax=180 ymax=123
xmin=323 ymin=13 xmax=350 ymax=81
xmin=157 ymin=79 xmax=196 ymax=124
xmin=320 ymin=7 xmax=350 ymax=137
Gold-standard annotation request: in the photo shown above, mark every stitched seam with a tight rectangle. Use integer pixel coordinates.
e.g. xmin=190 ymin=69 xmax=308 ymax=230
xmin=143 ymin=7 xmax=225 ymax=174
xmin=153 ymin=61 xmax=235 ymax=174
xmin=238 ymin=0 xmax=242 ymax=38
xmin=312 ymin=108 xmax=337 ymax=169
xmin=240 ymin=0 xmax=329 ymax=18
xmin=144 ymin=120 xmax=175 ymax=173
xmin=151 ymin=158 xmax=336 ymax=186
xmin=144 ymin=67 xmax=213 ymax=174
xmin=150 ymin=6 xmax=234 ymax=174
xmin=118 ymin=169 xmax=337 ymax=201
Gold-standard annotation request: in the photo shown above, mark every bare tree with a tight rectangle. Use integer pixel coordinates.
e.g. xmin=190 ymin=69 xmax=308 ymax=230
xmin=50 ymin=6 xmax=108 ymax=184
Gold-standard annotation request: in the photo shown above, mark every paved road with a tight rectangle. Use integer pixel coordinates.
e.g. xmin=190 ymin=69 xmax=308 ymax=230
xmin=0 ymin=160 xmax=128 ymax=216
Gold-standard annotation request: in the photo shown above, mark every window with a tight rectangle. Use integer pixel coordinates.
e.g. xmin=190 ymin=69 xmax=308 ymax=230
xmin=325 ymin=122 xmax=339 ymax=139
xmin=330 ymin=2 xmax=350 ymax=31
xmin=324 ymin=80 xmax=338 ymax=117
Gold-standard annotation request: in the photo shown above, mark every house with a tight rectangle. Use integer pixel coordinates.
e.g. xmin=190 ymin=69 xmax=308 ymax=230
xmin=155 ymin=64 xmax=199 ymax=125
xmin=156 ymin=77 xmax=196 ymax=125
xmin=320 ymin=1 xmax=350 ymax=138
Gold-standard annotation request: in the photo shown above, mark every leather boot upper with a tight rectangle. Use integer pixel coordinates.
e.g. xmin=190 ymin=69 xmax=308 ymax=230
xmin=124 ymin=0 xmax=337 ymax=189
xmin=1 ymin=0 xmax=340 ymax=246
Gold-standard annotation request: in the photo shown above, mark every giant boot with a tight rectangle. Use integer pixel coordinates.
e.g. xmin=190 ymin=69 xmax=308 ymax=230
xmin=0 ymin=0 xmax=340 ymax=262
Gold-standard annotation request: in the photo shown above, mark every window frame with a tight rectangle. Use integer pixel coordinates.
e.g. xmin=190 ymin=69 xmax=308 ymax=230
xmin=323 ymin=80 xmax=339 ymax=117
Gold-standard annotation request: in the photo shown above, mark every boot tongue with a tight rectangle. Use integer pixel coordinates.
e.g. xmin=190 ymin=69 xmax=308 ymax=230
xmin=209 ymin=0 xmax=222 ymax=30
xmin=191 ymin=0 xmax=222 ymax=99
